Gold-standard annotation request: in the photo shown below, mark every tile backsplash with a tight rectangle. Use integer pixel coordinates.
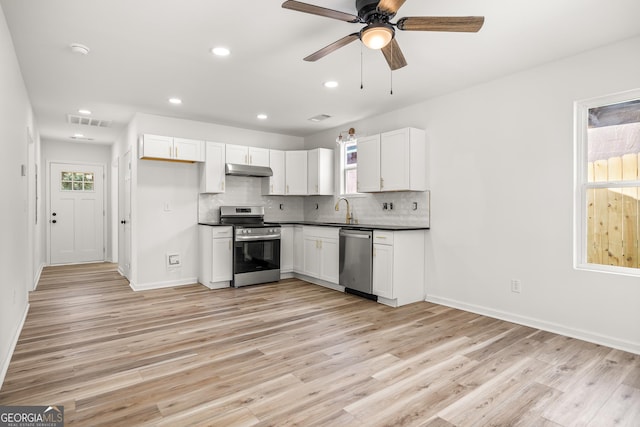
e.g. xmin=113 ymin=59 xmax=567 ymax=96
xmin=304 ymin=191 xmax=430 ymax=227
xmin=198 ymin=175 xmax=304 ymax=223
xmin=199 ymin=175 xmax=430 ymax=227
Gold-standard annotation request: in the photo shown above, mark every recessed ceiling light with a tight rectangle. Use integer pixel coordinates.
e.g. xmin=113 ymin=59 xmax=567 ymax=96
xmin=169 ymin=98 xmax=182 ymax=105
xmin=73 ymin=133 xmax=84 ymax=138
xmin=211 ymin=47 xmax=230 ymax=56
xmin=78 ymin=109 xmax=92 ymax=115
xmin=257 ymin=114 xmax=268 ymax=120
xmin=69 ymin=43 xmax=90 ymax=55
xmin=323 ymin=81 xmax=339 ymax=88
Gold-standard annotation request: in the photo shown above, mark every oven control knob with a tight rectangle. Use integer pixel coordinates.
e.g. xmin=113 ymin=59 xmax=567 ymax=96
xmin=247 ymin=229 xmax=252 ymax=233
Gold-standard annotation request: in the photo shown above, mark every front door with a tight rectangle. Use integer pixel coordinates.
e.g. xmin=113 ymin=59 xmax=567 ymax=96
xmin=49 ymin=162 xmax=105 ymax=264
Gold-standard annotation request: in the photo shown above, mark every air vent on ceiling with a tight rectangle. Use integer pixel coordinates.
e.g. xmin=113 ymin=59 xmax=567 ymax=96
xmin=67 ymin=114 xmax=112 ymax=128
xmin=308 ymin=114 xmax=331 ymax=122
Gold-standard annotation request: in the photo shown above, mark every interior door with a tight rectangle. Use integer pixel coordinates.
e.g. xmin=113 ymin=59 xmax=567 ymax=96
xmin=49 ymin=162 xmax=105 ymax=264
xmin=118 ymin=151 xmax=132 ymax=278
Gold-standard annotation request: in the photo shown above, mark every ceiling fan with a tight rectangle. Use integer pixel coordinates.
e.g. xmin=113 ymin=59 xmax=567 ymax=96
xmin=282 ymin=0 xmax=485 ymax=70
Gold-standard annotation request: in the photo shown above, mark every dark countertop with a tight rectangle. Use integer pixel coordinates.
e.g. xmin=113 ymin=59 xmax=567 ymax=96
xmin=265 ymin=221 xmax=429 ymax=231
xmin=198 ymin=222 xmax=229 ymax=227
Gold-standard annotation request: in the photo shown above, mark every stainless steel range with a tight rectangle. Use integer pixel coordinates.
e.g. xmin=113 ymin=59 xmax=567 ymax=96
xmin=220 ymin=206 xmax=281 ymax=287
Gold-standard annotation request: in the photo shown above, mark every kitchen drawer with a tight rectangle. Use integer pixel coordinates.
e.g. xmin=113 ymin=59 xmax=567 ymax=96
xmin=373 ymin=231 xmax=394 ymax=245
xmin=211 ymin=226 xmax=233 ymax=238
xmin=303 ymin=226 xmax=339 ymax=240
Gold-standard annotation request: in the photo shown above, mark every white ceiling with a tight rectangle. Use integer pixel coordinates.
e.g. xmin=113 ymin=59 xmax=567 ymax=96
xmin=2 ymin=0 xmax=640 ymax=144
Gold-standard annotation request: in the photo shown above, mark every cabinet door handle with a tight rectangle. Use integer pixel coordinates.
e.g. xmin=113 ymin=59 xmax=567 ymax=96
xmin=286 ymin=185 xmax=290 ymax=194
xmin=380 ymin=177 xmax=384 ymax=189
xmin=229 ymin=240 xmax=232 ymax=250
xmin=175 ymin=146 xmax=178 ymax=158
xmin=271 ymin=184 xmax=274 ymax=193
xmin=245 ymin=154 xmax=248 ymax=164
xmin=249 ymin=155 xmax=253 ymax=164
xmin=221 ymin=181 xmax=225 ymax=191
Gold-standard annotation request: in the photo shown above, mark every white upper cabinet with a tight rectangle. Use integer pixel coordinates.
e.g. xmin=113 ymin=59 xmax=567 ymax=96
xmin=225 ymin=144 xmax=270 ymax=167
xmin=200 ymin=141 xmax=226 ymax=193
xmin=357 ymin=128 xmax=427 ymax=192
xmin=356 ymin=134 xmax=381 ymax=192
xmin=380 ymin=128 xmax=427 ymax=192
xmin=249 ymin=147 xmax=270 ymax=167
xmin=285 ymin=151 xmax=308 ymax=195
xmin=173 ymin=137 xmax=205 ymax=162
xmin=262 ymin=149 xmax=285 ymax=195
xmin=139 ymin=134 xmax=204 ymax=162
xmin=307 ymin=148 xmax=334 ymax=195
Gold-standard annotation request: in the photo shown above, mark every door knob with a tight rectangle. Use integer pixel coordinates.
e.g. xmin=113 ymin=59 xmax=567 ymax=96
xmin=52 ymin=220 xmax=57 ymax=224
xmin=52 ymin=212 xmax=57 ymax=216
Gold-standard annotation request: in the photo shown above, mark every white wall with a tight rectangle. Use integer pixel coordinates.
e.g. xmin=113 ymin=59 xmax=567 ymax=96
xmin=129 ymin=113 xmax=305 ymax=288
xmin=41 ymin=140 xmax=113 ymax=262
xmin=305 ymin=36 xmax=640 ymax=353
xmin=0 ymin=5 xmax=38 ymax=384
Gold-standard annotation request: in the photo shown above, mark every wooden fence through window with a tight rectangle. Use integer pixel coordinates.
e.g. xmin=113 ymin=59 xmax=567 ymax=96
xmin=587 ymin=153 xmax=640 ymax=268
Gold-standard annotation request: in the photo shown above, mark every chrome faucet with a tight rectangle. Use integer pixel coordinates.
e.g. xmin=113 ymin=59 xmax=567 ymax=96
xmin=334 ymin=197 xmax=353 ymax=224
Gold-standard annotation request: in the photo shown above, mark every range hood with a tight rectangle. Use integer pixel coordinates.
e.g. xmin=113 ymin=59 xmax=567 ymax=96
xmin=225 ymin=163 xmax=273 ymax=177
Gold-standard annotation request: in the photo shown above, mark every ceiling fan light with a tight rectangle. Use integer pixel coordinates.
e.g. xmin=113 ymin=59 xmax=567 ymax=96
xmin=361 ymin=24 xmax=393 ymax=50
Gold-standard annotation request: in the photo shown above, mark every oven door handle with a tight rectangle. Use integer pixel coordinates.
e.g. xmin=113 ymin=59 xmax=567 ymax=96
xmin=235 ymin=234 xmax=281 ymax=242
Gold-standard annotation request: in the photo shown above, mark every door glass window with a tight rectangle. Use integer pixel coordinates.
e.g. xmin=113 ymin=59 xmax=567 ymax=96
xmin=61 ymin=171 xmax=95 ymax=191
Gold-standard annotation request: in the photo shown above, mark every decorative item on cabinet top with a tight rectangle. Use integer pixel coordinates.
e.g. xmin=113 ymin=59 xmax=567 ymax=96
xmin=139 ymin=134 xmax=205 ymax=163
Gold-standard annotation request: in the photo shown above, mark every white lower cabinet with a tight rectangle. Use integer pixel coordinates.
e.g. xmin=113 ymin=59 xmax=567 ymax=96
xmin=198 ymin=225 xmax=233 ymax=289
xmin=372 ymin=230 xmax=426 ymax=307
xmin=280 ymin=225 xmax=294 ymax=274
xmin=293 ymin=226 xmax=304 ymax=273
xmin=302 ymin=226 xmax=339 ymax=284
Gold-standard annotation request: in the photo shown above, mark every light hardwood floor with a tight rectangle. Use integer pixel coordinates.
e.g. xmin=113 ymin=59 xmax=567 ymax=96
xmin=1 ymin=263 xmax=639 ymax=426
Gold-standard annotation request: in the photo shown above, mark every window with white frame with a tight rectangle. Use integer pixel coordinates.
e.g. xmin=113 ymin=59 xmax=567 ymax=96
xmin=342 ymin=140 xmax=359 ymax=195
xmin=575 ymin=90 xmax=640 ymax=275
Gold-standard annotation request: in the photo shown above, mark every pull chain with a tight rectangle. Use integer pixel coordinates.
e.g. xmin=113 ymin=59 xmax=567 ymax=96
xmin=360 ymin=43 xmax=364 ymax=90
xmin=389 ymin=40 xmax=393 ymax=95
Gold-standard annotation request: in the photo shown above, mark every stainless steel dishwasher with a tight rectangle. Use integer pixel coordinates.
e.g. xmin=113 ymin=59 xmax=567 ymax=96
xmin=339 ymin=228 xmax=376 ymax=300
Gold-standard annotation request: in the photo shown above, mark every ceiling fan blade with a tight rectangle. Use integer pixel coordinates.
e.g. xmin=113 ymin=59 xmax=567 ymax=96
xmin=282 ymin=0 xmax=360 ymax=23
xmin=377 ymin=0 xmax=406 ymax=15
xmin=397 ymin=16 xmax=485 ymax=32
xmin=381 ymin=38 xmax=407 ymax=70
xmin=304 ymin=33 xmax=360 ymax=62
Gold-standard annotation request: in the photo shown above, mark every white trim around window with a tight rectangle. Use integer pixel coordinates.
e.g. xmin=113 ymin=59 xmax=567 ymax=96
xmin=574 ymin=88 xmax=640 ymax=277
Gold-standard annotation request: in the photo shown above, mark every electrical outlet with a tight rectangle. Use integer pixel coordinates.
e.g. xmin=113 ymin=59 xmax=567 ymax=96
xmin=382 ymin=202 xmax=388 ymax=210
xmin=167 ymin=253 xmax=181 ymax=268
xmin=510 ymin=279 xmax=521 ymax=293
xmin=389 ymin=202 xmax=394 ymax=210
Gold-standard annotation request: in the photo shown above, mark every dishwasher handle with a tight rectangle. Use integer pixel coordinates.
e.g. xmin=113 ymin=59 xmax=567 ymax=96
xmin=339 ymin=229 xmax=372 ymax=239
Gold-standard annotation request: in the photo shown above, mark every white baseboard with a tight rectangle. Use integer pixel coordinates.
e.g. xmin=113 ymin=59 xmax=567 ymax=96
xmin=425 ymin=295 xmax=640 ymax=355
xmin=0 ymin=303 xmax=29 ymax=390
xmin=32 ymin=262 xmax=46 ymax=291
xmin=129 ymin=277 xmax=199 ymax=292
